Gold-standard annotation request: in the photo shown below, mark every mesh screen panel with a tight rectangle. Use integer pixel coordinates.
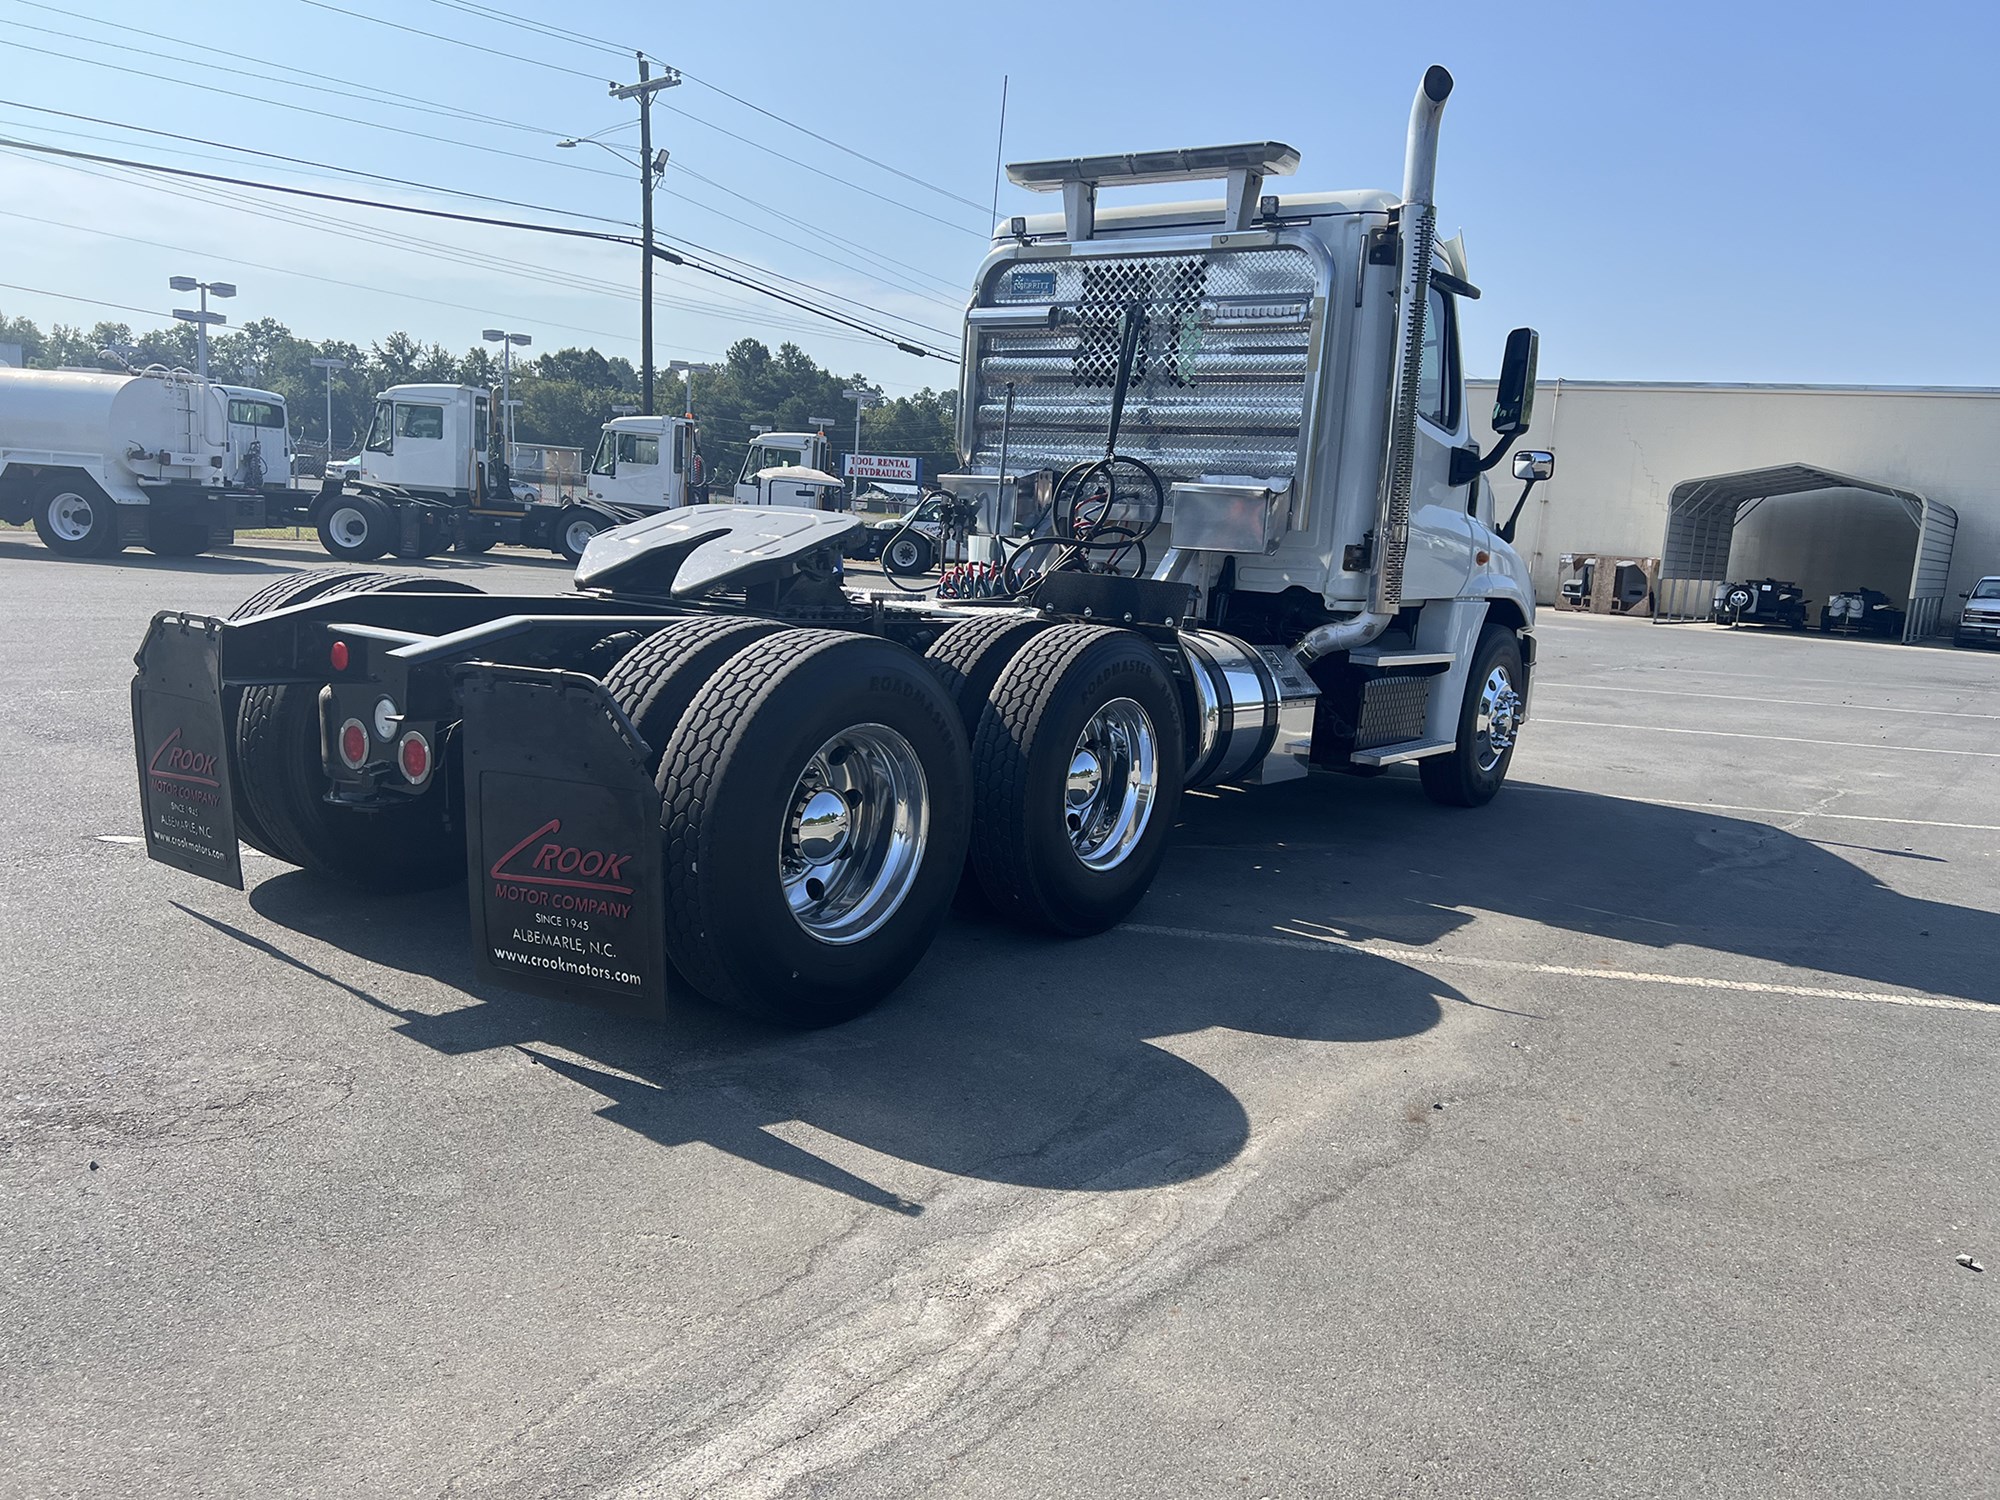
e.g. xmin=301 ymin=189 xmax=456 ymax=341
xmin=969 ymin=246 xmax=1318 ymax=484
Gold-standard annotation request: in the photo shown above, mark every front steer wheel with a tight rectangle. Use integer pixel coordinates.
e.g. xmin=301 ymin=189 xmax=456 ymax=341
xmin=317 ymin=496 xmax=391 ymax=561
xmin=1420 ymin=624 xmax=1525 ymax=808
xmin=654 ymin=630 xmax=972 ymax=1026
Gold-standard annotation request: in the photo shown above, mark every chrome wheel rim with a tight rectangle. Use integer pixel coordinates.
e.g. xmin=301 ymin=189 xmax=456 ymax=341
xmin=1065 ymin=696 xmax=1158 ymax=871
xmin=47 ymin=492 xmax=95 ymax=542
xmin=328 ymin=506 xmax=371 ymax=550
xmin=565 ymin=518 xmax=599 ymax=555
xmin=781 ymin=723 xmax=928 ymax=945
xmin=1474 ymin=666 xmax=1523 ymax=773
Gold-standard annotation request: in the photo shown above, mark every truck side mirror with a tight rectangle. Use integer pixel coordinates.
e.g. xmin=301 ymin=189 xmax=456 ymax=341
xmin=1491 ymin=328 xmax=1540 ymax=436
xmin=1511 ymin=449 xmax=1554 ymax=481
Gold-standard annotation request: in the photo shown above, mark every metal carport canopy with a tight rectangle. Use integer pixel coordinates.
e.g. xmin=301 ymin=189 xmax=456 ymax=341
xmin=1656 ymin=463 xmax=1958 ymax=642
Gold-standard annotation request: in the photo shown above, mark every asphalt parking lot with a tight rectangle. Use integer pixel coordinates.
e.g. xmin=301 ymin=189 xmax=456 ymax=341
xmin=2 ymin=532 xmax=1995 ymax=1499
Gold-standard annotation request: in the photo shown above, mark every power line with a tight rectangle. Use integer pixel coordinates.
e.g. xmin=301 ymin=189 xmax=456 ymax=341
xmin=423 ymin=0 xmax=627 ymax=58
xmin=292 ymin=0 xmax=609 ymax=81
xmin=0 ymin=135 xmax=959 ymax=359
xmin=0 ymin=280 xmax=170 ymax=321
xmin=0 ymin=97 xmax=634 ymax=227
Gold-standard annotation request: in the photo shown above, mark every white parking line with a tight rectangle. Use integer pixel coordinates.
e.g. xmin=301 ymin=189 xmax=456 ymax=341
xmin=1537 ymin=718 xmax=2000 ymax=758
xmin=1543 ymin=682 xmax=2000 ymax=721
xmin=1123 ymin=923 xmax=1995 ymax=1015
xmin=1508 ymin=786 xmax=2000 ymax=833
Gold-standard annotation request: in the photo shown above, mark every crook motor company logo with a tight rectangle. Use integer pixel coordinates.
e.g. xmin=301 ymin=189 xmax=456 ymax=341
xmin=147 ymin=727 xmax=221 ymax=804
xmin=489 ymin=816 xmax=637 ymax=918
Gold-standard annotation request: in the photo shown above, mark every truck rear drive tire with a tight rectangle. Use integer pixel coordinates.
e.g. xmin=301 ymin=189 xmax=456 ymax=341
xmin=234 ymin=574 xmax=485 ymax=890
xmin=602 ymin=616 xmax=784 ymax=768
xmin=32 ymin=478 xmax=123 ymax=558
xmin=144 ymin=517 xmax=211 ymax=557
xmin=1420 ymin=625 xmax=1525 ymax=809
xmin=655 ymin=630 xmax=972 ymax=1026
xmin=318 ymin=497 xmax=391 ymax=562
xmin=969 ymin=624 xmax=1184 ymax=937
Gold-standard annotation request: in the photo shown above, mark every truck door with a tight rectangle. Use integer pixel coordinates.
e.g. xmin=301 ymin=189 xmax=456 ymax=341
xmin=385 ymin=400 xmax=451 ymax=497
xmin=1403 ymin=281 xmax=1475 ymax=602
xmin=474 ymin=393 xmax=491 ymax=498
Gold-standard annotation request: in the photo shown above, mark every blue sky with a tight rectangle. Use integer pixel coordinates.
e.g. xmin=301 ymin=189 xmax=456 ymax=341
xmin=1 ymin=0 xmax=1994 ymax=392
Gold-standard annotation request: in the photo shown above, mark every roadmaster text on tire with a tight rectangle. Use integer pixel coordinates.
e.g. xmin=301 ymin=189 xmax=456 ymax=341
xmin=234 ymin=573 xmax=484 ymax=889
xmin=1420 ymin=623 xmax=1525 ymax=809
xmin=317 ymin=496 xmax=391 ymax=562
xmin=32 ymin=477 xmax=123 ymax=558
xmin=970 ymin=624 xmax=1183 ymax=936
xmin=656 ymin=630 xmax=972 ymax=1026
xmin=556 ymin=506 xmax=603 ymax=564
xmin=882 ymin=530 xmax=934 ymax=577
xmin=603 ymin=616 xmax=784 ymax=768
xmin=144 ymin=516 xmax=211 ymax=557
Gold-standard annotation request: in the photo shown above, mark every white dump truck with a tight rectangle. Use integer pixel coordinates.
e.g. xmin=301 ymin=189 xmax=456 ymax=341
xmin=130 ymin=66 xmax=1556 ymax=1028
xmin=585 ymin=413 xmax=706 ymax=512
xmin=317 ymin=382 xmax=642 ymax=563
xmin=216 ymin=386 xmax=294 ymax=495
xmin=0 ymin=366 xmax=273 ymax=556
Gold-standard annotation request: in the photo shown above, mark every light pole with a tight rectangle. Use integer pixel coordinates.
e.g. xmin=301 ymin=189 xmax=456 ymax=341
xmin=309 ymin=356 xmax=347 ymax=453
xmin=482 ymin=329 xmax=531 ymax=459
xmin=843 ymin=385 xmax=879 ymax=501
xmin=668 ymin=359 xmax=714 ymax=417
xmin=169 ymin=275 xmax=234 ymax=379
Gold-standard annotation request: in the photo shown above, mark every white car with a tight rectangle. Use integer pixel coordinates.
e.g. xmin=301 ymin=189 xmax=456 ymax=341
xmin=1955 ymin=576 xmax=2000 ymax=649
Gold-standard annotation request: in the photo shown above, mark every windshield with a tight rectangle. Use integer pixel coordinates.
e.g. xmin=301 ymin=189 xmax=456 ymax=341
xmin=1973 ymin=579 xmax=2000 ymax=599
xmin=228 ymin=398 xmax=285 ymax=429
xmin=362 ymin=399 xmax=393 ymax=453
xmin=590 ymin=430 xmax=616 ymax=476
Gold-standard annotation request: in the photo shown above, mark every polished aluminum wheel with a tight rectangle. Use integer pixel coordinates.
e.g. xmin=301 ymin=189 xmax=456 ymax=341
xmin=1064 ymin=696 xmax=1158 ymax=871
xmin=781 ymin=723 xmax=929 ymax=945
xmin=46 ymin=491 xmax=96 ymax=543
xmin=1474 ymin=665 xmax=1523 ymax=772
xmin=327 ymin=506 xmax=373 ymax=551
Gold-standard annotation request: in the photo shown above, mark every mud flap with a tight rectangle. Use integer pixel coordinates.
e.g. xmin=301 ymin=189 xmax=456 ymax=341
xmin=130 ymin=612 xmax=243 ymax=889
xmin=455 ymin=666 xmax=668 ymax=1020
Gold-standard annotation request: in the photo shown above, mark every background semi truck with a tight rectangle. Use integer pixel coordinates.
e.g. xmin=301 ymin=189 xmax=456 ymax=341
xmin=130 ymin=65 xmax=1555 ymax=1027
xmin=585 ymin=413 xmax=707 ymax=512
xmin=0 ymin=365 xmax=269 ymax=557
xmin=317 ymin=382 xmax=641 ymax=563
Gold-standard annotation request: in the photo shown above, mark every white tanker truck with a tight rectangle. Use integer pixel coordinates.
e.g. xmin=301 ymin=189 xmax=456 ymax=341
xmin=0 ymin=366 xmax=279 ymax=557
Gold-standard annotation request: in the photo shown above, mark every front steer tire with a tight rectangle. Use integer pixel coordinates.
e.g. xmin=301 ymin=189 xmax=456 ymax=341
xmin=1419 ymin=624 xmax=1525 ymax=809
xmin=969 ymin=624 xmax=1183 ymax=937
xmin=655 ymin=630 xmax=972 ymax=1027
xmin=233 ymin=573 xmax=484 ymax=890
xmin=317 ymin=496 xmax=391 ymax=562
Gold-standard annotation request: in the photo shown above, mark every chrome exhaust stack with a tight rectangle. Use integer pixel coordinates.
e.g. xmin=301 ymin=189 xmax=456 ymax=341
xmin=1296 ymin=64 xmax=1453 ymax=666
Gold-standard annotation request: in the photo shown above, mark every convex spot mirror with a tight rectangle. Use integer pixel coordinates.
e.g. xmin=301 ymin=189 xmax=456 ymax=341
xmin=1492 ymin=327 xmax=1540 ymax=436
xmin=1512 ymin=449 xmax=1555 ymax=481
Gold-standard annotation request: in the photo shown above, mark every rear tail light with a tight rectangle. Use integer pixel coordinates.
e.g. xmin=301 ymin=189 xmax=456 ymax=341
xmin=329 ymin=640 xmax=349 ymax=672
xmin=337 ymin=718 xmax=368 ymax=770
xmin=397 ymin=731 xmax=432 ymax=785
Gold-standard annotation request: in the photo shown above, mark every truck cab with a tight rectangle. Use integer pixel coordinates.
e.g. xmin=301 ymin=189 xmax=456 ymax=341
xmin=733 ymin=431 xmax=833 ymax=505
xmin=353 ymin=383 xmax=489 ymax=502
xmin=217 ymin=385 xmax=292 ymax=493
xmin=586 ymin=415 xmax=703 ymax=512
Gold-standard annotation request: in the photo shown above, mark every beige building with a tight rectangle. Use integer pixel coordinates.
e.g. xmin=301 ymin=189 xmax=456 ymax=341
xmin=1468 ymin=380 xmax=2000 ymax=634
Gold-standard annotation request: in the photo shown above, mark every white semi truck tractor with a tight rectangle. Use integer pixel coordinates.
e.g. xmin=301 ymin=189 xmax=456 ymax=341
xmin=129 ymin=67 xmax=1556 ymax=1028
xmin=0 ymin=366 xmax=270 ymax=557
xmin=585 ymin=413 xmax=707 ymax=512
xmin=316 ymin=383 xmax=644 ymax=563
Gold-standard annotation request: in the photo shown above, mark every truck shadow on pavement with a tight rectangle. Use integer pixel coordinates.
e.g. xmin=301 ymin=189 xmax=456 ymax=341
xmin=229 ymin=875 xmax=1456 ymax=1212
xmin=217 ymin=779 xmax=1995 ymax=1212
xmin=1167 ymin=774 xmax=1999 ymax=1010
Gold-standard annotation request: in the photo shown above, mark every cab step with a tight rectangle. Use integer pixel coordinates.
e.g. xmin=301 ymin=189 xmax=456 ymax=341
xmin=1349 ymin=737 xmax=1454 ymax=767
xmin=1348 ymin=647 xmax=1456 ymax=668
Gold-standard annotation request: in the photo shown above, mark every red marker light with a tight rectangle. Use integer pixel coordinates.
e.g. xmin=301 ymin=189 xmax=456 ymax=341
xmin=397 ymin=731 xmax=432 ymax=785
xmin=329 ymin=640 xmax=349 ymax=672
xmin=337 ymin=718 xmax=368 ymax=770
